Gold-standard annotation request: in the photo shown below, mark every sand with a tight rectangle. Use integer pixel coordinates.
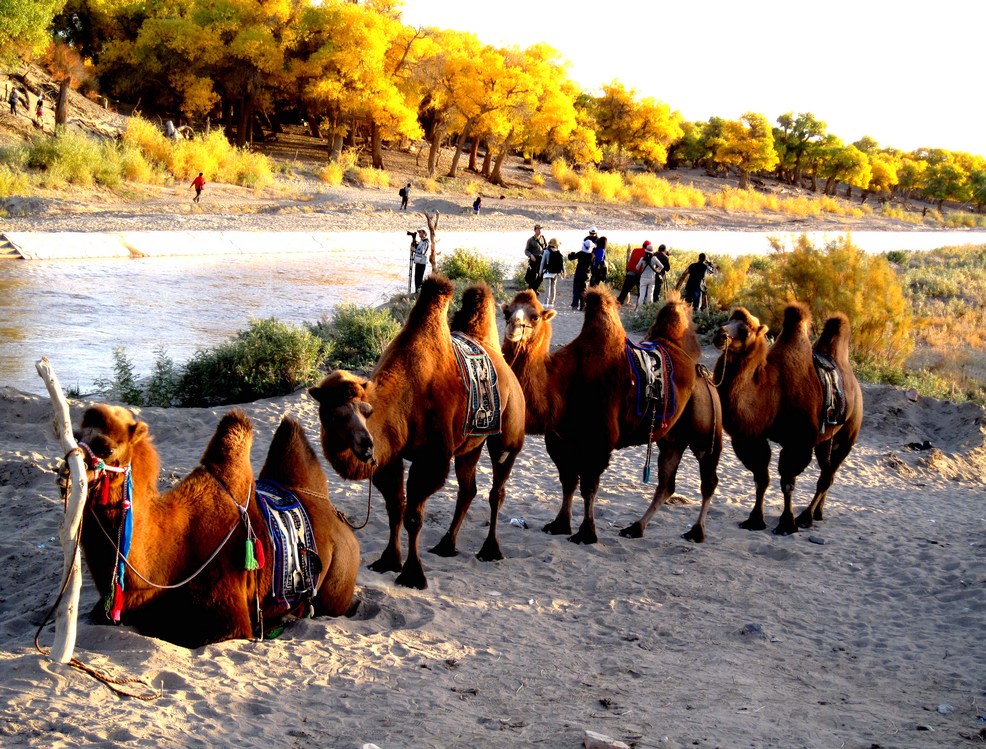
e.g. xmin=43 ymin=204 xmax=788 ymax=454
xmin=0 ymin=295 xmax=984 ymax=749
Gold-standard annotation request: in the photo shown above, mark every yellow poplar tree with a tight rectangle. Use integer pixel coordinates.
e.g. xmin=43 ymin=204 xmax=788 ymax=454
xmin=716 ymin=112 xmax=779 ymax=189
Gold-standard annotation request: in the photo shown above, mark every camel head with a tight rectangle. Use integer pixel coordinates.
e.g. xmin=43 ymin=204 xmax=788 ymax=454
xmin=502 ymin=290 xmax=555 ymax=347
xmin=714 ymin=307 xmax=770 ymax=355
xmin=308 ymin=370 xmax=375 ymax=467
xmin=68 ymin=404 xmax=158 ymax=502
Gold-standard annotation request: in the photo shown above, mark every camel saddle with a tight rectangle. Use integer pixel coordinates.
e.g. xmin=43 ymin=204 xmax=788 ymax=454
xmin=255 ymin=479 xmax=322 ymax=607
xmin=625 ymin=339 xmax=677 ymax=424
xmin=813 ymin=352 xmax=847 ymax=432
xmin=450 ymin=332 xmax=502 ymax=437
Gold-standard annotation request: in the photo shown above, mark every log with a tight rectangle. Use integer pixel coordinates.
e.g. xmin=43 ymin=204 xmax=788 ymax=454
xmin=35 ymin=357 xmax=86 ymax=664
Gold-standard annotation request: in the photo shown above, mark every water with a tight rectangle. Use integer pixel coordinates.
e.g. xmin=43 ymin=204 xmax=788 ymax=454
xmin=3 ymin=230 xmax=984 ymax=396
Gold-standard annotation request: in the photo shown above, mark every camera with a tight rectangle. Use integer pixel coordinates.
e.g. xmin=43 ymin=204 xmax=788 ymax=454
xmin=406 ymin=230 xmax=417 ymax=237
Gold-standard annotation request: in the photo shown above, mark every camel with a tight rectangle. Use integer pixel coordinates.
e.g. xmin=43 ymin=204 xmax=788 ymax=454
xmin=72 ymin=405 xmax=359 ymax=647
xmin=712 ymin=304 xmax=863 ymax=535
xmin=501 ymin=288 xmax=722 ymax=544
xmin=308 ymin=275 xmax=526 ymax=590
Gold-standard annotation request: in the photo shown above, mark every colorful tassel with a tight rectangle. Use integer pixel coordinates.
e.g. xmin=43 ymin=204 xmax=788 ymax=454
xmin=109 ymin=584 xmax=124 ymax=622
xmin=253 ymin=539 xmax=265 ymax=570
xmin=99 ymin=476 xmax=110 ymax=505
xmin=643 ymin=463 xmax=651 ymax=484
xmin=244 ymin=538 xmax=258 ymax=571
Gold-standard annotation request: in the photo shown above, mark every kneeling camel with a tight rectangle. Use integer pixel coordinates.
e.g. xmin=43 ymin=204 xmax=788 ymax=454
xmin=73 ymin=405 xmax=359 ymax=647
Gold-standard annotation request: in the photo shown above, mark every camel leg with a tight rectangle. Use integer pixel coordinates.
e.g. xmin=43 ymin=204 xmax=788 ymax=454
xmin=734 ymin=438 xmax=771 ymax=531
xmin=543 ymin=435 xmax=578 ymax=536
xmin=683 ymin=435 xmax=722 ymax=543
xmin=570 ymin=472 xmax=602 ymax=545
xmin=477 ymin=439 xmax=520 ymax=562
xmin=798 ymin=429 xmax=854 ymax=528
xmin=774 ymin=444 xmax=813 ymax=536
xmin=368 ymin=460 xmax=406 ymax=575
xmin=620 ymin=440 xmax=686 ymax=539
xmin=395 ymin=456 xmax=451 ymax=590
xmin=430 ymin=445 xmax=483 ymax=558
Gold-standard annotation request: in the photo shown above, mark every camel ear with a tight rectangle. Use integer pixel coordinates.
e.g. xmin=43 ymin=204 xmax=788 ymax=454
xmin=131 ymin=420 xmax=149 ymax=444
xmin=543 ymin=309 xmax=557 ymax=322
xmin=757 ymin=324 xmax=769 ymax=338
xmin=501 ymin=303 xmax=512 ymax=318
xmin=308 ymin=385 xmax=325 ymax=404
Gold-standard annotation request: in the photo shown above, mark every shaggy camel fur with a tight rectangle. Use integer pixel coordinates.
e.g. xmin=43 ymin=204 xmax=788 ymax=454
xmin=74 ymin=405 xmax=358 ymax=647
xmin=502 ymin=288 xmax=722 ymax=543
xmin=712 ymin=304 xmax=863 ymax=535
xmin=309 ymin=276 xmax=526 ymax=590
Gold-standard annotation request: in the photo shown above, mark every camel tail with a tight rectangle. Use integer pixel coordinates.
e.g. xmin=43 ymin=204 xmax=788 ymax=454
xmin=779 ymin=303 xmax=812 ymax=342
xmin=814 ymin=312 xmax=851 ymax=363
xmin=451 ymin=282 xmax=499 ymax=348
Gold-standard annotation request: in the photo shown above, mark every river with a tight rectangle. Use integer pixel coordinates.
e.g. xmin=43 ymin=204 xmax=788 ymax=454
xmin=2 ymin=230 xmax=984 ymax=396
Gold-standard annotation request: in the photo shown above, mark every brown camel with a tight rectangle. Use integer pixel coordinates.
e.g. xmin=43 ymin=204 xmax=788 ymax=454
xmin=308 ymin=275 xmax=526 ymax=590
xmin=712 ymin=304 xmax=863 ymax=535
xmin=73 ymin=405 xmax=359 ymax=647
xmin=501 ymin=288 xmax=722 ymax=543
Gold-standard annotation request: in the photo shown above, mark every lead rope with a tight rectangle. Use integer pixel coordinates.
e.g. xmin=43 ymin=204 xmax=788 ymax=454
xmin=642 ymin=402 xmax=659 ymax=483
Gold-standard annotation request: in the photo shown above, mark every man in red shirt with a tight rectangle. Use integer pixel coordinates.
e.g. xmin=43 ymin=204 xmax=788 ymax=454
xmin=191 ymin=172 xmax=205 ymax=203
xmin=616 ymin=240 xmax=651 ymax=305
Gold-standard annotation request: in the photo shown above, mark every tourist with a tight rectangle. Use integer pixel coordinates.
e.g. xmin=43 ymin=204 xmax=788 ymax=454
xmin=653 ymin=244 xmax=672 ymax=298
xmin=616 ymin=241 xmax=650 ymax=305
xmin=676 ymin=252 xmax=715 ymax=309
xmin=8 ymin=87 xmax=18 ymax=116
xmin=472 ymin=195 xmax=482 ymax=215
xmin=191 ymin=172 xmax=205 ymax=203
xmin=399 ymin=182 xmax=411 ymax=210
xmin=411 ymin=227 xmax=430 ymax=292
xmin=524 ymin=224 xmax=547 ymax=293
xmin=589 ymin=236 xmax=608 ymax=287
xmin=539 ymin=238 xmax=565 ymax=308
xmin=569 ymin=227 xmax=597 ymax=310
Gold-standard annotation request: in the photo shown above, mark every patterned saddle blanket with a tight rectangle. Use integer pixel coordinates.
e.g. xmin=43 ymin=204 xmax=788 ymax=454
xmin=451 ymin=332 xmax=502 ymax=437
xmin=625 ymin=339 xmax=676 ymax=426
xmin=813 ymin=352 xmax=847 ymax=432
xmin=256 ymin=479 xmax=322 ymax=607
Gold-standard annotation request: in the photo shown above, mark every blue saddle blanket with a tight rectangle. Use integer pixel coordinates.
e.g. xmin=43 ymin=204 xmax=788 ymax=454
xmin=256 ymin=478 xmax=321 ymax=607
xmin=451 ymin=332 xmax=502 ymax=437
xmin=625 ymin=339 xmax=676 ymax=424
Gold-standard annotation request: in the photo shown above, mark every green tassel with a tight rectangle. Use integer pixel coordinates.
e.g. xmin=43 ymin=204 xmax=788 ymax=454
xmin=244 ymin=538 xmax=258 ymax=571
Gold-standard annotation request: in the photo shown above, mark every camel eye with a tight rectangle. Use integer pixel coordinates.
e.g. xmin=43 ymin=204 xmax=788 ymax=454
xmin=357 ymin=402 xmax=373 ymax=418
xmin=530 ymin=315 xmax=539 ymax=324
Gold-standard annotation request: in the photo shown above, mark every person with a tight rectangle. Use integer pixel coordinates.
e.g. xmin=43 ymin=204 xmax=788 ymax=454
xmin=411 ymin=227 xmax=430 ymax=292
xmin=589 ymin=235 xmax=608 ymax=287
xmin=676 ymin=252 xmax=715 ymax=309
xmin=524 ymin=224 xmax=547 ymax=293
xmin=190 ymin=172 xmax=205 ymax=203
xmin=653 ymin=244 xmax=672 ymax=299
xmin=472 ymin=195 xmax=482 ymax=215
xmin=399 ymin=182 xmax=411 ymax=210
xmin=34 ymin=97 xmax=42 ymax=124
xmin=8 ymin=87 xmax=18 ymax=116
xmin=539 ymin=238 xmax=565 ymax=308
xmin=636 ymin=243 xmax=662 ymax=305
xmin=616 ymin=241 xmax=651 ymax=305
xmin=569 ymin=227 xmax=597 ymax=310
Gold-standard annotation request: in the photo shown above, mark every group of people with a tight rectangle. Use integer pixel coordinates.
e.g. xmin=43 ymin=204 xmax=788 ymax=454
xmin=7 ymin=86 xmax=43 ymax=125
xmin=523 ymin=224 xmax=716 ymax=311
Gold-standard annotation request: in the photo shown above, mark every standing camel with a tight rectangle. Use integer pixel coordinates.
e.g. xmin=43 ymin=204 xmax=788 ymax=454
xmin=309 ymin=276 xmax=526 ymax=590
xmin=712 ymin=304 xmax=863 ymax=534
xmin=501 ymin=288 xmax=722 ymax=543
xmin=71 ymin=406 xmax=359 ymax=647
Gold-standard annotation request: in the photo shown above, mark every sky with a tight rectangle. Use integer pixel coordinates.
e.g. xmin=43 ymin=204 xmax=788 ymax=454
xmin=399 ymin=0 xmax=985 ymax=156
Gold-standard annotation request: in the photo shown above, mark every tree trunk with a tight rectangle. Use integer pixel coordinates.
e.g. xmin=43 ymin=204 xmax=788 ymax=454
xmin=371 ymin=121 xmax=384 ymax=169
xmin=446 ymin=120 xmax=474 ymax=178
xmin=235 ymin=92 xmax=254 ymax=147
xmin=737 ymin=169 xmax=750 ymax=190
xmin=490 ymin=129 xmax=515 ymax=185
xmin=427 ymin=127 xmax=444 ymax=177
xmin=481 ymin=147 xmax=493 ymax=178
xmin=468 ymin=138 xmax=480 ymax=172
xmin=55 ymin=79 xmax=70 ymax=127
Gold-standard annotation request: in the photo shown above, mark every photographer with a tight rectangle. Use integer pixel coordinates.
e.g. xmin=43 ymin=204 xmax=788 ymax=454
xmin=675 ymin=252 xmax=716 ymax=310
xmin=409 ymin=227 xmax=430 ymax=293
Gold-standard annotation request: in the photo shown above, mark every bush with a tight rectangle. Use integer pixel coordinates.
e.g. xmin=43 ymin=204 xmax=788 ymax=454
xmin=0 ymin=163 xmax=29 ymax=197
xmin=177 ymin=318 xmax=327 ymax=406
xmin=351 ymin=166 xmax=390 ymax=189
xmin=438 ymin=248 xmax=507 ymax=296
xmin=310 ymin=304 xmax=401 ymax=371
xmin=93 ymin=347 xmax=144 ymax=405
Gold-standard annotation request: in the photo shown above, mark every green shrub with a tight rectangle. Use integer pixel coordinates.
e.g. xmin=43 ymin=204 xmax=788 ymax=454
xmin=177 ymin=318 xmax=327 ymax=406
xmin=93 ymin=347 xmax=144 ymax=406
xmin=438 ymin=249 xmax=507 ymax=296
xmin=0 ymin=163 xmax=29 ymax=197
xmin=310 ymin=304 xmax=400 ymax=372
xmin=145 ymin=349 xmax=181 ymax=407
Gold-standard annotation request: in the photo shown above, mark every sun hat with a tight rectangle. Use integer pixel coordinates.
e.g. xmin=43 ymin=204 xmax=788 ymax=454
xmin=548 ymin=238 xmax=558 ymax=247
xmin=588 ymin=226 xmax=598 ymax=234
xmin=418 ymin=227 xmax=427 ymax=233
xmin=534 ymin=223 xmax=542 ymax=230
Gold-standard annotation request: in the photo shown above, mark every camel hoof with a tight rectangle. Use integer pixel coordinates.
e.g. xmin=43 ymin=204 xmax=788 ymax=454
xmin=813 ymin=508 xmax=825 ymax=521
xmin=394 ymin=571 xmax=428 ymax=590
xmin=619 ymin=522 xmax=644 ymax=539
xmin=738 ymin=517 xmax=767 ymax=532
xmin=795 ymin=511 xmax=814 ymax=529
xmin=368 ymin=556 xmax=402 ymax=574
xmin=476 ymin=544 xmax=504 ymax=563
xmin=568 ymin=531 xmax=597 ymax=545
xmin=429 ymin=535 xmax=459 ymax=557
xmin=682 ymin=525 xmax=706 ymax=543
xmin=772 ymin=522 xmax=798 ymax=536
xmin=543 ymin=519 xmax=572 ymax=536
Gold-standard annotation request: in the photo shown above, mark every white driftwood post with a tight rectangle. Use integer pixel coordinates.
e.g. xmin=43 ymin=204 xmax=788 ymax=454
xmin=35 ymin=357 xmax=86 ymax=664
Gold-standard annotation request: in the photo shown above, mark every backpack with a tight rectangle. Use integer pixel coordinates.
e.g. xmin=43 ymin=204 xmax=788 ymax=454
xmin=398 ymin=187 xmax=407 ymax=198
xmin=546 ymin=248 xmax=564 ymax=273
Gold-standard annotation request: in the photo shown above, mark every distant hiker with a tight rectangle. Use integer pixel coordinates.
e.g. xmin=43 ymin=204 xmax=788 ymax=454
xmin=539 ymin=238 xmax=565 ymax=308
xmin=8 ymin=88 xmax=18 ymax=115
xmin=524 ymin=223 xmax=547 ymax=293
xmin=399 ymin=182 xmax=411 ymax=210
xmin=191 ymin=172 xmax=205 ymax=203
xmin=472 ymin=195 xmax=482 ymax=215
xmin=589 ymin=235 xmax=608 ymax=287
xmin=676 ymin=252 xmax=715 ymax=309
xmin=34 ymin=97 xmax=42 ymax=125
xmin=411 ymin=227 xmax=430 ymax=292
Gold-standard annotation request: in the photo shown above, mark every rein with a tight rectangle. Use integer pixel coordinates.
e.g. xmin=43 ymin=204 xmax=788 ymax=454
xmin=291 ymin=458 xmax=376 ymax=531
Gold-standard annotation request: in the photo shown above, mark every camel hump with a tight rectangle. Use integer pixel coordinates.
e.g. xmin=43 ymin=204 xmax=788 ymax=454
xmin=201 ymin=408 xmax=254 ymax=467
xmin=451 ymin=282 xmax=498 ymax=346
xmin=779 ymin=303 xmax=812 ymax=341
xmin=814 ymin=312 xmax=851 ymax=362
xmin=260 ymin=414 xmax=324 ymax=485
